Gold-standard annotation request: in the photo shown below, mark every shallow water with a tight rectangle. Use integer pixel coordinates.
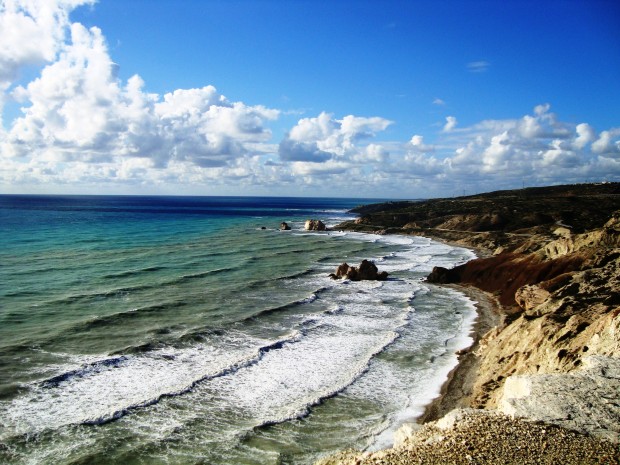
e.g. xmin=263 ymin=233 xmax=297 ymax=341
xmin=0 ymin=195 xmax=476 ymax=464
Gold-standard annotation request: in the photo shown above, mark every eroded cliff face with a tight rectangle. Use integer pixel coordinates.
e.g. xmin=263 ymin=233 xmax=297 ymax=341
xmin=469 ymin=216 xmax=620 ymax=409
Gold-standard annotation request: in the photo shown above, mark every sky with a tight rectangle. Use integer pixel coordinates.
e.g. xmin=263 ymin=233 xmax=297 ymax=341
xmin=0 ymin=0 xmax=619 ymax=198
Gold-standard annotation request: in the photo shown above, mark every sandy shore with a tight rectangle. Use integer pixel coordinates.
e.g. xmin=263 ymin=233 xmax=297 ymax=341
xmin=418 ymin=284 xmax=503 ymax=423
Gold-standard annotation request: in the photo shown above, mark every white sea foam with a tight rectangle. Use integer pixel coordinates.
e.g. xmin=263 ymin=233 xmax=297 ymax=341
xmin=0 ymin=332 xmax=297 ymax=438
xmin=0 ymin=224 xmax=479 ymax=465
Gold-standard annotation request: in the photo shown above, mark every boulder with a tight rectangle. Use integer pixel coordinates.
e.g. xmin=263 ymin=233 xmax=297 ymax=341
xmin=426 ymin=266 xmax=460 ymax=284
xmin=305 ymin=219 xmax=326 ymax=231
xmin=514 ymin=284 xmax=550 ymax=311
xmin=330 ymin=259 xmax=388 ymax=281
xmin=280 ymin=222 xmax=291 ymax=231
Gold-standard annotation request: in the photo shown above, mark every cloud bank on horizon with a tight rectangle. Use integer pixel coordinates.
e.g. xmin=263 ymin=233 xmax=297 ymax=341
xmin=1 ymin=0 xmax=619 ymax=198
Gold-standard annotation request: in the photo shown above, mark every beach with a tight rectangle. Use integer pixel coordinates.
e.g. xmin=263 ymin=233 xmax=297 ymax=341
xmin=417 ymin=284 xmax=502 ymax=423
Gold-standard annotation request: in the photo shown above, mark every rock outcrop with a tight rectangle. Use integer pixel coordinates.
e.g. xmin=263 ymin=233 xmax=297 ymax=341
xmin=499 ymin=356 xmax=620 ymax=443
xmin=330 ymin=260 xmax=388 ymax=281
xmin=305 ymin=219 xmax=326 ymax=231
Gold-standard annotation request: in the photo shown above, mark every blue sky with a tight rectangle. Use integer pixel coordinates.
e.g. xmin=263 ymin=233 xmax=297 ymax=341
xmin=1 ymin=0 xmax=619 ymax=198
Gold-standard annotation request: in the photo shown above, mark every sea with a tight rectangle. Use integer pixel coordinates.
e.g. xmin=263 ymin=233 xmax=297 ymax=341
xmin=0 ymin=195 xmax=477 ymax=465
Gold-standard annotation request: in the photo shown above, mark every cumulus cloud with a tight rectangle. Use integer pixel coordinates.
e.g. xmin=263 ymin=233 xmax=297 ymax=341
xmin=441 ymin=105 xmax=620 ymax=188
xmin=443 ymin=116 xmax=457 ymax=132
xmin=1 ymin=2 xmax=619 ymax=197
xmin=0 ymin=5 xmax=279 ymax=186
xmin=408 ymin=135 xmax=434 ymax=153
xmin=574 ymin=123 xmax=596 ymax=149
xmin=592 ymin=129 xmax=620 ymax=156
xmin=0 ymin=0 xmax=94 ymax=83
xmin=278 ymin=112 xmax=392 ymax=163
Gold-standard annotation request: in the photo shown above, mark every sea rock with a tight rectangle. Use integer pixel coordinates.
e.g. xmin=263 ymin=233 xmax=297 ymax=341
xmin=426 ymin=266 xmax=460 ymax=284
xmin=305 ymin=219 xmax=326 ymax=231
xmin=330 ymin=260 xmax=388 ymax=281
xmin=280 ymin=222 xmax=291 ymax=230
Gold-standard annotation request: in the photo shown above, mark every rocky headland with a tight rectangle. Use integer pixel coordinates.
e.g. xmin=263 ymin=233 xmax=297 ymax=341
xmin=319 ymin=183 xmax=620 ymax=464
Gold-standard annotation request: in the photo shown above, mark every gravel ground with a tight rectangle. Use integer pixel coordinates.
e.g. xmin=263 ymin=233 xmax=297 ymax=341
xmin=316 ymin=410 xmax=619 ymax=465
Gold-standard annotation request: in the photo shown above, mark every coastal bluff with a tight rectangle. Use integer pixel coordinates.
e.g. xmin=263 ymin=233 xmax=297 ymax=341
xmin=320 ymin=183 xmax=620 ymax=464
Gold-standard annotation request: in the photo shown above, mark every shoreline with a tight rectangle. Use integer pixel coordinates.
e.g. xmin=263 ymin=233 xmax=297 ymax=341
xmin=337 ymin=229 xmax=504 ymax=431
xmin=417 ymin=283 xmax=503 ymax=423
xmin=385 ymin=231 xmax=502 ymax=426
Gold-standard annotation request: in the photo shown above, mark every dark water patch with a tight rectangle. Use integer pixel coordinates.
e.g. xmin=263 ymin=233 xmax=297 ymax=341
xmin=274 ymin=268 xmax=317 ymax=281
xmin=67 ymin=300 xmax=189 ymax=334
xmin=45 ymin=284 xmax=159 ymax=307
xmin=240 ymin=268 xmax=318 ymax=291
xmin=240 ymin=287 xmax=330 ymax=323
xmin=169 ymin=266 xmax=239 ymax=285
xmin=42 ymin=264 xmax=239 ymax=308
xmin=102 ymin=266 xmax=167 ymax=280
xmin=3 ymin=288 xmax=43 ymax=298
xmin=110 ymin=341 xmax=164 ymax=356
xmin=40 ymin=356 xmax=129 ymax=388
xmin=0 ymin=383 xmax=22 ymax=400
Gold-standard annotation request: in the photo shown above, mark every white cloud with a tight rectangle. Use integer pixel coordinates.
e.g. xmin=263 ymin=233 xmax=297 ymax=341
xmin=432 ymin=98 xmax=445 ymax=106
xmin=534 ymin=103 xmax=550 ymax=116
xmin=278 ymin=111 xmax=392 ymax=163
xmin=0 ymin=2 xmax=618 ymax=197
xmin=591 ymin=129 xmax=620 ymax=156
xmin=518 ymin=115 xmax=542 ymax=138
xmin=423 ymin=104 xmax=620 ymax=191
xmin=574 ymin=123 xmax=596 ymax=149
xmin=540 ymin=139 xmax=580 ymax=168
xmin=354 ymin=143 xmax=389 ymax=163
xmin=443 ymin=116 xmax=457 ymax=132
xmin=481 ymin=131 xmax=511 ymax=170
xmin=467 ymin=61 xmax=490 ymax=73
xmin=408 ymin=135 xmax=434 ymax=153
xmin=1 ymin=12 xmax=279 ymax=184
xmin=0 ymin=0 xmax=94 ymax=82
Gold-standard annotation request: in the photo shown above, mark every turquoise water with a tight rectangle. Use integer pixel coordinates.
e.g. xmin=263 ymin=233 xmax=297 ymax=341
xmin=0 ymin=195 xmax=477 ymax=464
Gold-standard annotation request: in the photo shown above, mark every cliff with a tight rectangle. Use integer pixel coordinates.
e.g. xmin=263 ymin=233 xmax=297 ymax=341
xmin=321 ymin=183 xmax=620 ymax=464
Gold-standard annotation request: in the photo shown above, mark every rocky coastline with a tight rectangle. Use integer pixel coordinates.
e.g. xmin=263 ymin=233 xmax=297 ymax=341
xmin=317 ymin=183 xmax=620 ymax=464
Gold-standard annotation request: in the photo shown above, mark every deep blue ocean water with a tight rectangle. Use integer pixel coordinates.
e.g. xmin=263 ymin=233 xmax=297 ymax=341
xmin=0 ymin=195 xmax=477 ymax=464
